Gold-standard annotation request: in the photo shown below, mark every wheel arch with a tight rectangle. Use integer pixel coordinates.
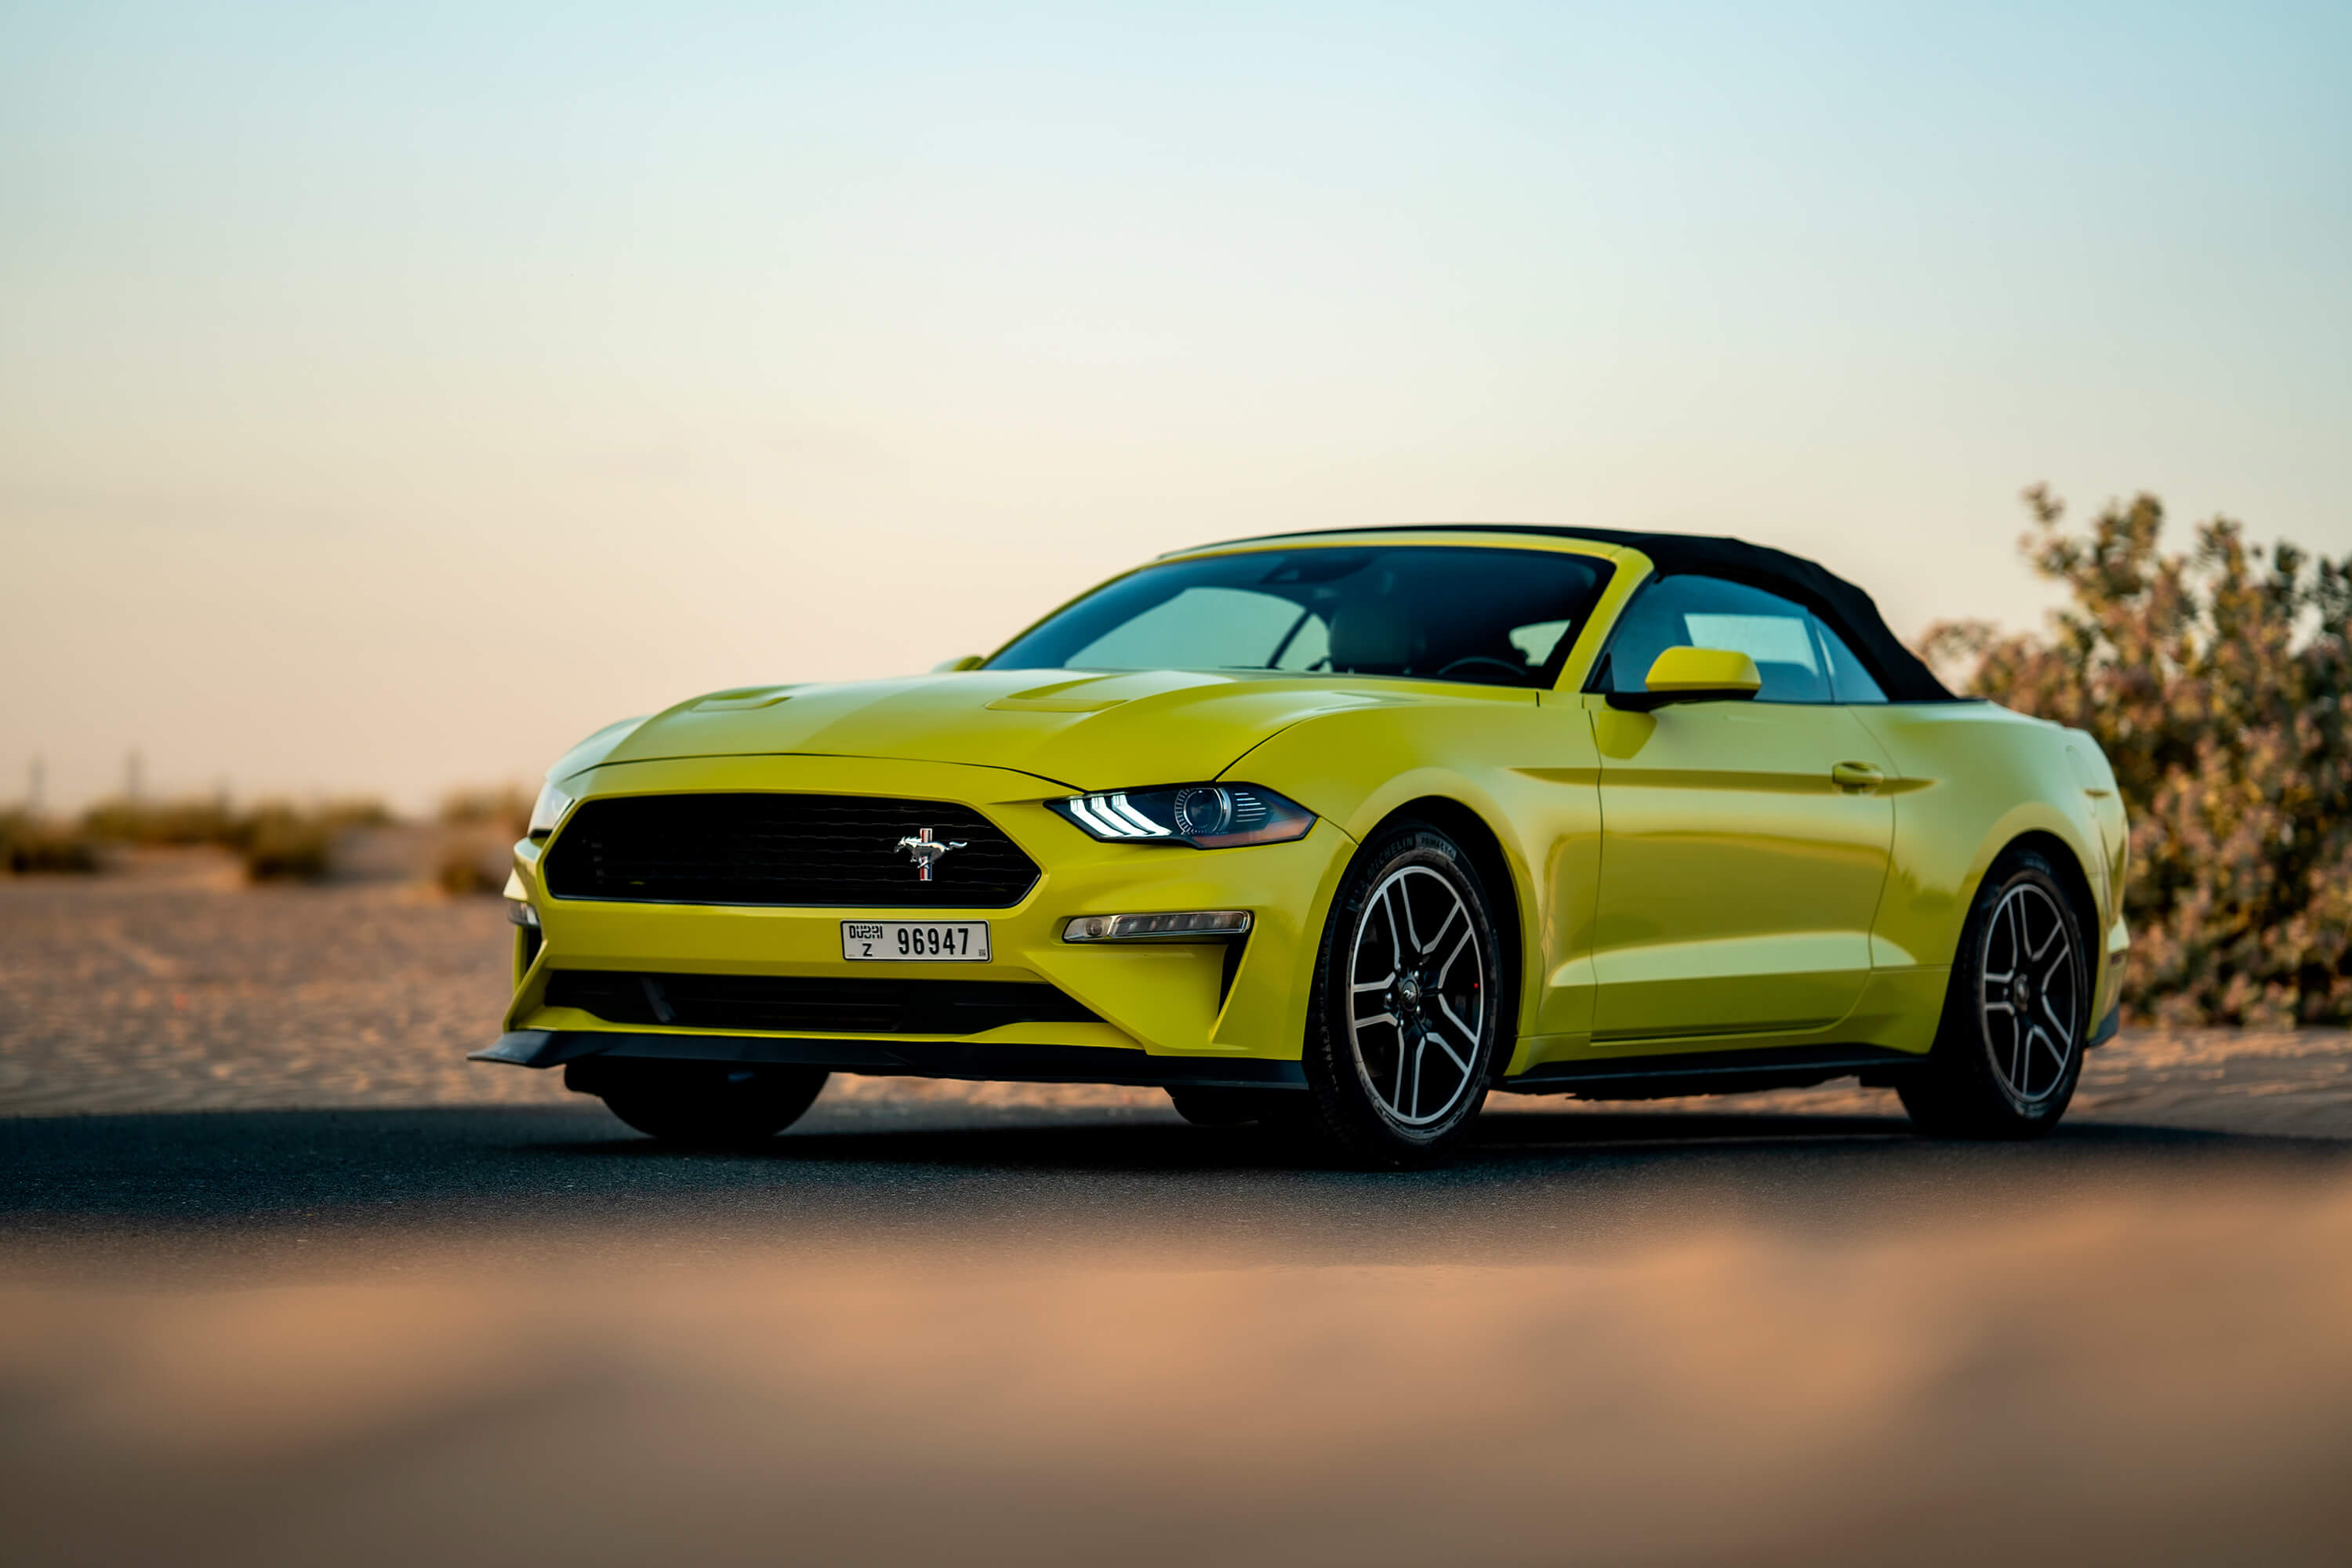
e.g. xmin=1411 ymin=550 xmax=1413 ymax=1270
xmin=1928 ymin=795 xmax=2109 ymax=973
xmin=1998 ymin=829 xmax=2101 ymax=954
xmin=1359 ymin=795 xmax=1530 ymax=1051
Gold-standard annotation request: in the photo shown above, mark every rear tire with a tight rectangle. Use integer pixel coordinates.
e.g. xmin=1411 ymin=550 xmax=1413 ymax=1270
xmin=1899 ymin=847 xmax=2088 ymax=1140
xmin=1290 ymin=821 xmax=1503 ymax=1169
xmin=577 ymin=1061 xmax=829 ymax=1149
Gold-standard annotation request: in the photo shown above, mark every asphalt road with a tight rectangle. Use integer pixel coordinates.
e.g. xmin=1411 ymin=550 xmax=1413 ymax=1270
xmin=12 ymin=1085 xmax=2352 ymax=1566
xmin=9 ymin=1088 xmax=2349 ymax=1274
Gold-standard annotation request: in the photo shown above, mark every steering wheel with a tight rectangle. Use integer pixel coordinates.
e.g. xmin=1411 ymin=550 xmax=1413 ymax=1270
xmin=1435 ymin=655 xmax=1528 ymax=682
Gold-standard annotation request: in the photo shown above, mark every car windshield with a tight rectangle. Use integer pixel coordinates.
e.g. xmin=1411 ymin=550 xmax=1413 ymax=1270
xmin=988 ymin=546 xmax=1612 ymax=688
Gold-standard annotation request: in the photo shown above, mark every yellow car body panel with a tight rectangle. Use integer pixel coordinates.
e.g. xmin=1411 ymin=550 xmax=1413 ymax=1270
xmin=483 ymin=528 xmax=2126 ymax=1094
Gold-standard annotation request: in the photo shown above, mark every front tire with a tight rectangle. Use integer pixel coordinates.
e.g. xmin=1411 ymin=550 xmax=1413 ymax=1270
xmin=1899 ymin=847 xmax=2089 ymax=1140
xmin=1293 ymin=822 xmax=1504 ymax=1168
xmin=576 ymin=1061 xmax=829 ymax=1149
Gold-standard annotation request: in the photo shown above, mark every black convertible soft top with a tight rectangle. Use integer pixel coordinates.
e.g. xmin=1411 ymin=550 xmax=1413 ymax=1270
xmin=1185 ymin=523 xmax=1956 ymax=702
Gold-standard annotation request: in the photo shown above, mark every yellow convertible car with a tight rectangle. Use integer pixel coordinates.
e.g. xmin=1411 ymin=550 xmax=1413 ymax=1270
xmin=477 ymin=526 xmax=2129 ymax=1166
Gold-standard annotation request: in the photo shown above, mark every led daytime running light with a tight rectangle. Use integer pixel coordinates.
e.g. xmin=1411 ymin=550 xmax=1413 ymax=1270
xmin=1063 ymin=910 xmax=1253 ymax=942
xmin=1048 ymin=782 xmax=1313 ymax=849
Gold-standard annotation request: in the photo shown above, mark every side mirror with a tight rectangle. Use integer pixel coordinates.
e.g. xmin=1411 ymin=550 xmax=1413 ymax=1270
xmin=931 ymin=655 xmax=985 ymax=673
xmin=1607 ymin=647 xmax=1763 ymax=711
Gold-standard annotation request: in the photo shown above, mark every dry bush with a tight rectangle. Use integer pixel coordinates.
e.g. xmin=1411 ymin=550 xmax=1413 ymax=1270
xmin=1923 ymin=486 xmax=2352 ymax=1025
xmin=438 ymin=784 xmax=532 ymax=839
xmin=235 ymin=800 xmax=390 ymax=884
xmin=0 ymin=812 xmax=100 ymax=875
xmin=434 ymin=784 xmax=532 ymax=895
xmin=78 ymin=797 xmax=238 ymax=848
xmin=233 ymin=807 xmax=337 ymax=884
xmin=78 ymin=797 xmax=392 ymax=884
xmin=433 ymin=843 xmax=506 ymax=896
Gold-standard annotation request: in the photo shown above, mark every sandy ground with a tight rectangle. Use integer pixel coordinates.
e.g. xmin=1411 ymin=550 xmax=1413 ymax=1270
xmin=6 ymin=856 xmax=2352 ymax=1565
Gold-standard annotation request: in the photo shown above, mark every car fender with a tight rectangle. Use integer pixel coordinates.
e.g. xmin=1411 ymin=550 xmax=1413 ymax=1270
xmin=1221 ymin=696 xmax=1588 ymax=1040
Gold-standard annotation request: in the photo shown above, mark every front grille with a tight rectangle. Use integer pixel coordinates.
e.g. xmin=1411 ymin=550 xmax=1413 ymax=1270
xmin=544 ymin=970 xmax=1098 ymax=1036
xmin=543 ymin=793 xmax=1040 ymax=907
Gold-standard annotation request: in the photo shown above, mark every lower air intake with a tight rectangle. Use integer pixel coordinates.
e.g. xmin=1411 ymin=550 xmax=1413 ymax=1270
xmin=544 ymin=970 xmax=1099 ymax=1036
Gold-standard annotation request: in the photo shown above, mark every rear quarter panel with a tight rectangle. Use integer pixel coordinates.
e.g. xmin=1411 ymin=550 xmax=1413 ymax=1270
xmin=1851 ymin=702 xmax=2125 ymax=1030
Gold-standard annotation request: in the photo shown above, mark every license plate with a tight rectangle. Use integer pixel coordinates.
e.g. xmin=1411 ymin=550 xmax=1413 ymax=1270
xmin=840 ymin=920 xmax=991 ymax=962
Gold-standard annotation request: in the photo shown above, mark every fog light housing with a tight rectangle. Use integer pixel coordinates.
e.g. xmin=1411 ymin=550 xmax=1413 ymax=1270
xmin=506 ymin=899 xmax=540 ymax=929
xmin=1062 ymin=910 xmax=1253 ymax=942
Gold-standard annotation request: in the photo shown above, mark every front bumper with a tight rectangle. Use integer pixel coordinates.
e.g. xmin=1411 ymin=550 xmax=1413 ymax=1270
xmin=485 ymin=753 xmax=1354 ymax=1081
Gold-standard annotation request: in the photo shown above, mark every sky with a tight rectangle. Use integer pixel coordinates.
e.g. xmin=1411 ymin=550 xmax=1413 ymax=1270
xmin=4 ymin=1 xmax=2347 ymax=814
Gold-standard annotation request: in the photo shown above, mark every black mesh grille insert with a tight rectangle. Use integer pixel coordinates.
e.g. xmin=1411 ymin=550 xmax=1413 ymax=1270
xmin=544 ymin=970 xmax=1098 ymax=1036
xmin=542 ymin=793 xmax=1040 ymax=907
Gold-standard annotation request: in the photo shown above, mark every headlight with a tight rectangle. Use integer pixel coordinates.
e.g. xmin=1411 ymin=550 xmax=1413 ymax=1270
xmin=527 ymin=781 xmax=575 ymax=840
xmin=1047 ymin=783 xmax=1314 ymax=848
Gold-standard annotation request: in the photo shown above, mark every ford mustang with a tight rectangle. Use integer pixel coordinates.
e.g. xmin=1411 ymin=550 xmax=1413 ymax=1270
xmin=475 ymin=526 xmax=2129 ymax=1166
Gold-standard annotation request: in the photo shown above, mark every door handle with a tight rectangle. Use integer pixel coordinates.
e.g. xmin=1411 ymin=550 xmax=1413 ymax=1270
xmin=1831 ymin=760 xmax=1885 ymax=793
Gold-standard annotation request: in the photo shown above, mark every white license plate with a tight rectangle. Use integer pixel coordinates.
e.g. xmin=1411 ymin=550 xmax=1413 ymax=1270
xmin=840 ymin=920 xmax=991 ymax=962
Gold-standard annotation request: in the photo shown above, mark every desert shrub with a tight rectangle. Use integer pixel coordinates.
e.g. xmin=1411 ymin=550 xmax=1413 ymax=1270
xmin=1 ymin=812 xmax=100 ymax=875
xmin=78 ymin=797 xmax=391 ymax=884
xmin=80 ymin=797 xmax=238 ymax=847
xmin=434 ymin=784 xmax=531 ymax=895
xmin=434 ymin=841 xmax=506 ymax=896
xmin=234 ymin=800 xmax=390 ymax=884
xmin=439 ymin=784 xmax=532 ymax=839
xmin=1922 ymin=487 xmax=2352 ymax=1025
xmin=234 ymin=808 xmax=336 ymax=883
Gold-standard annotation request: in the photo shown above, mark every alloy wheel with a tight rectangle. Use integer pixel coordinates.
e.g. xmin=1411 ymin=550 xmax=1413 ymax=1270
xmin=1345 ymin=864 xmax=1486 ymax=1128
xmin=1978 ymin=880 xmax=2080 ymax=1105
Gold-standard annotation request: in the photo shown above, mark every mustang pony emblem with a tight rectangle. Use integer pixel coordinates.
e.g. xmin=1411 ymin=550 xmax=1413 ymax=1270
xmin=895 ymin=827 xmax=968 ymax=881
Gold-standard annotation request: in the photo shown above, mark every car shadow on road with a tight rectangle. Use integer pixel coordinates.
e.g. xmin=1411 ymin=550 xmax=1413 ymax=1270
xmin=6 ymin=1101 xmax=2347 ymax=1251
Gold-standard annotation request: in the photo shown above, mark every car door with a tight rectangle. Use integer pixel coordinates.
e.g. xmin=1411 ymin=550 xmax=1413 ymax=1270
xmin=1587 ymin=575 xmax=1896 ymax=1044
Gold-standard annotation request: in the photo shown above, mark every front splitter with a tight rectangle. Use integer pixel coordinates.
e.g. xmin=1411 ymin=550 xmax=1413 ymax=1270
xmin=472 ymin=1029 xmax=1306 ymax=1090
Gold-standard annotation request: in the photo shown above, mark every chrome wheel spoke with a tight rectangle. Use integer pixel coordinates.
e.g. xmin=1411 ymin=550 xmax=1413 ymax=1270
xmin=1978 ymin=880 xmax=2078 ymax=1106
xmin=1348 ymin=864 xmax=1483 ymax=1128
xmin=1426 ymin=1029 xmax=1470 ymax=1076
xmin=1436 ymin=930 xmax=1472 ymax=987
xmin=1380 ymin=889 xmax=1406 ymax=973
xmin=2026 ymin=912 xmax=2063 ymax=963
xmin=1420 ymin=900 xmax=1459 ymax=956
xmin=2034 ymin=1024 xmax=2070 ymax=1075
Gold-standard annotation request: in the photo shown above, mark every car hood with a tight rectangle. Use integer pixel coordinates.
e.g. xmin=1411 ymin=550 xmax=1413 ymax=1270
xmin=583 ymin=668 xmax=1486 ymax=793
